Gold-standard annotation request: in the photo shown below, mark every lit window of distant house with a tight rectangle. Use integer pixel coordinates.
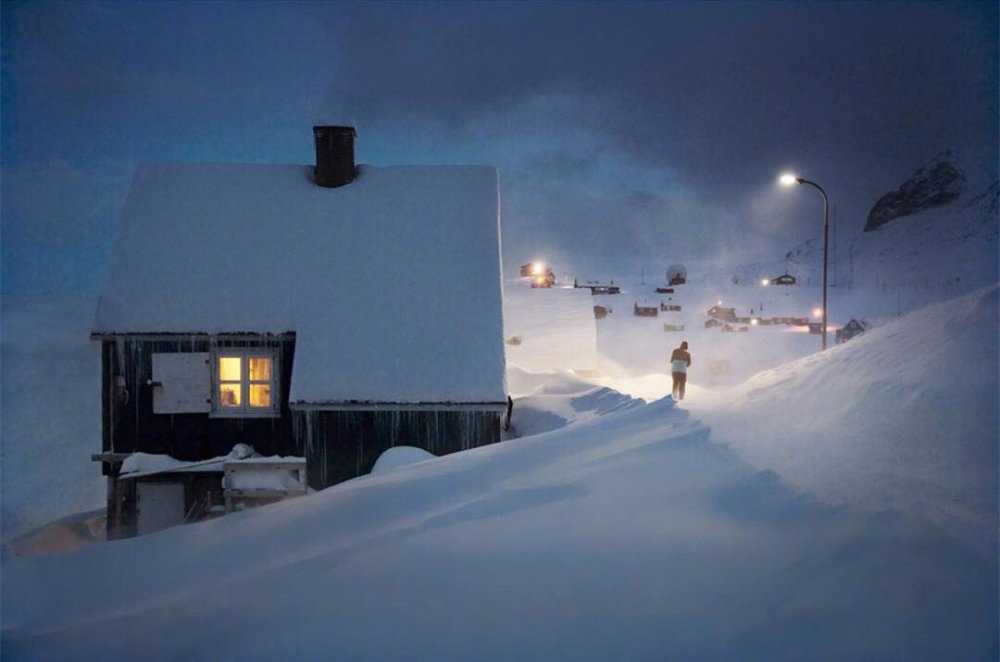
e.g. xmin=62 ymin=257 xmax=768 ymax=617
xmin=215 ymin=351 xmax=278 ymax=416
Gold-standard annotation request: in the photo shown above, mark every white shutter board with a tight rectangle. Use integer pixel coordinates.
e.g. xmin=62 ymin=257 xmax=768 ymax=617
xmin=152 ymin=353 xmax=212 ymax=413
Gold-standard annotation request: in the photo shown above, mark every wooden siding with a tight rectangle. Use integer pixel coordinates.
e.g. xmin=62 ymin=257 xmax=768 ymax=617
xmin=99 ymin=334 xmax=299 ymax=472
xmin=295 ymin=409 xmax=502 ymax=489
xmin=109 ymin=473 xmax=224 ymax=540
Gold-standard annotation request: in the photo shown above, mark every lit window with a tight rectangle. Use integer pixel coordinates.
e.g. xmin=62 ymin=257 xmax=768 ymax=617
xmin=214 ymin=351 xmax=278 ymax=416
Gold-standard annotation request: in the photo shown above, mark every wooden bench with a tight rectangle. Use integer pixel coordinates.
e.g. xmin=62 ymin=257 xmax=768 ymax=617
xmin=223 ymin=458 xmax=307 ymax=513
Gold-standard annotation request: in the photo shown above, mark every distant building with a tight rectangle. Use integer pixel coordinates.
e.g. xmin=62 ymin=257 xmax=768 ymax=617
xmin=634 ymin=302 xmax=658 ymax=317
xmin=706 ymin=305 xmax=737 ymax=322
xmin=770 ymin=273 xmax=797 ymax=285
xmin=836 ymin=318 xmax=867 ymax=344
xmin=522 ymin=262 xmax=555 ymax=287
xmin=667 ymin=264 xmax=687 ymax=285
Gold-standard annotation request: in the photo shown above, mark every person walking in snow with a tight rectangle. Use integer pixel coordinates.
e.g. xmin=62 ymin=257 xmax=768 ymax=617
xmin=670 ymin=341 xmax=691 ymax=401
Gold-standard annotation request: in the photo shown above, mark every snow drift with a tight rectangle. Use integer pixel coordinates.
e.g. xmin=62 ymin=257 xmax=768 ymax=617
xmin=3 ymin=391 xmax=997 ymax=661
xmin=690 ymin=284 xmax=999 ymax=559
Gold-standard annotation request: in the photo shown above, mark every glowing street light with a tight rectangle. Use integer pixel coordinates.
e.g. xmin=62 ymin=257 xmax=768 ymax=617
xmin=780 ymin=173 xmax=830 ymax=350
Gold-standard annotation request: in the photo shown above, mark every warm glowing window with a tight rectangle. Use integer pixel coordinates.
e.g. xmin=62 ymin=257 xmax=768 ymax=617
xmin=214 ymin=351 xmax=277 ymax=415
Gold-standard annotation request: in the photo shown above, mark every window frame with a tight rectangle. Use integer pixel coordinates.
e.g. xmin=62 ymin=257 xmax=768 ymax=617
xmin=210 ymin=348 xmax=280 ymax=418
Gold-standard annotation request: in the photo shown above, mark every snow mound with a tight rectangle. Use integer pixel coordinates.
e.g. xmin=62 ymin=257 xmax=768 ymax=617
xmin=370 ymin=446 xmax=437 ymax=475
xmin=503 ymin=283 xmax=599 ymax=372
xmin=691 ymin=284 xmax=999 ymax=557
xmin=506 ymin=366 xmax=645 ymax=437
xmin=3 ymin=388 xmax=996 ymax=661
xmin=0 ymin=295 xmax=105 ymax=543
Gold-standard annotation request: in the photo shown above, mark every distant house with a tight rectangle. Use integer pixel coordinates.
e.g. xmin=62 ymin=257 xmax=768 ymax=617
xmin=91 ymin=126 xmax=508 ymax=537
xmin=521 ymin=262 xmax=555 ymax=287
xmin=770 ymin=273 xmax=797 ymax=285
xmin=836 ymin=318 xmax=867 ymax=344
xmin=633 ymin=302 xmax=658 ymax=317
xmin=667 ymin=264 xmax=687 ymax=285
xmin=574 ymin=278 xmax=621 ymax=295
xmin=706 ymin=305 xmax=737 ymax=322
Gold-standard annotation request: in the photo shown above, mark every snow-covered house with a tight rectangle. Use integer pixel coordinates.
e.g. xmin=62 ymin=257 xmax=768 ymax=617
xmin=836 ymin=318 xmax=867 ymax=344
xmin=92 ymin=126 xmax=508 ymax=537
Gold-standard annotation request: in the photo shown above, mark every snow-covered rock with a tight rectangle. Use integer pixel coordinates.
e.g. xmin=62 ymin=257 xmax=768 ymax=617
xmin=864 ymin=151 xmax=965 ymax=231
xmin=369 ymin=446 xmax=437 ymax=475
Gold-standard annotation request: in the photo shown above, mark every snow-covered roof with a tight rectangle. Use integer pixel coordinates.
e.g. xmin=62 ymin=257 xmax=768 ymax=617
xmin=93 ymin=162 xmax=506 ymax=405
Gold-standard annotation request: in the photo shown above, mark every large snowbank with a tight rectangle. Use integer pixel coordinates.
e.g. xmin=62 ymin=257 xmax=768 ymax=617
xmin=503 ymin=282 xmax=599 ymax=372
xmin=3 ymin=391 xmax=995 ymax=660
xmin=689 ymin=284 xmax=999 ymax=558
xmin=0 ymin=296 xmax=105 ymax=542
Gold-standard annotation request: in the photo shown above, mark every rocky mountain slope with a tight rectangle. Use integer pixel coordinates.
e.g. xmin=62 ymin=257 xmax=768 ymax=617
xmin=864 ymin=151 xmax=966 ymax=232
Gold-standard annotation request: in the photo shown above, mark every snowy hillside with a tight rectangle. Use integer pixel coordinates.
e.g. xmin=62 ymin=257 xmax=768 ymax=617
xmin=689 ymin=284 xmax=999 ymax=558
xmin=782 ymin=155 xmax=998 ymax=319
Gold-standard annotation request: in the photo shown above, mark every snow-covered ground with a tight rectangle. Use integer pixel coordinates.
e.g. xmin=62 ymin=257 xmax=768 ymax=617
xmin=2 ymin=273 xmax=998 ymax=659
xmin=0 ymin=296 xmax=105 ymax=548
xmin=2 ymin=175 xmax=998 ymax=658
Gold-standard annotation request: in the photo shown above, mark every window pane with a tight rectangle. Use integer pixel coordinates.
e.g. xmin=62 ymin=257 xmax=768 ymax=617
xmin=249 ymin=357 xmax=272 ymax=381
xmin=219 ymin=357 xmax=242 ymax=382
xmin=220 ymin=383 xmax=241 ymax=407
xmin=249 ymin=384 xmax=271 ymax=408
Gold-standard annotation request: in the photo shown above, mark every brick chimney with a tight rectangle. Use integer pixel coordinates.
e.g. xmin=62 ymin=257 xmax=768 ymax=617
xmin=313 ymin=125 xmax=357 ymax=188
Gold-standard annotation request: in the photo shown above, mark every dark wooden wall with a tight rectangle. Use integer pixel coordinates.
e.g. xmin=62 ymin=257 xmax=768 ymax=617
xmin=295 ymin=409 xmax=502 ymax=489
xmin=100 ymin=334 xmax=299 ymax=471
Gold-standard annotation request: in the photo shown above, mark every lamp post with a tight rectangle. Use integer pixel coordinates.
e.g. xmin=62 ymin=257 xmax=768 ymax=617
xmin=780 ymin=173 xmax=830 ymax=350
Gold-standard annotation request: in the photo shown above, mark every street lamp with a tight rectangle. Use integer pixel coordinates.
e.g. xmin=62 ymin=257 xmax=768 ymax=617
xmin=780 ymin=173 xmax=830 ymax=350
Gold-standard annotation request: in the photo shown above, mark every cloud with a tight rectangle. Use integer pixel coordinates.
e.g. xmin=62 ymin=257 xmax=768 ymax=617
xmin=1 ymin=1 xmax=995 ymax=293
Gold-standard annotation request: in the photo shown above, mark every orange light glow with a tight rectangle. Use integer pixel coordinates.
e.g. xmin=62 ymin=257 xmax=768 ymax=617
xmin=249 ymin=384 xmax=271 ymax=407
xmin=219 ymin=356 xmax=241 ymax=381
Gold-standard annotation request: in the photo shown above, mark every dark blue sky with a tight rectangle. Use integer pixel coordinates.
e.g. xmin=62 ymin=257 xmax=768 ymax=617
xmin=2 ymin=1 xmax=997 ymax=293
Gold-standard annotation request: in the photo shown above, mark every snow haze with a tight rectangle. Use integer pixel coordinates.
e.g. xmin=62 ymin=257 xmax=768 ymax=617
xmin=2 ymin=3 xmax=998 ymax=658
